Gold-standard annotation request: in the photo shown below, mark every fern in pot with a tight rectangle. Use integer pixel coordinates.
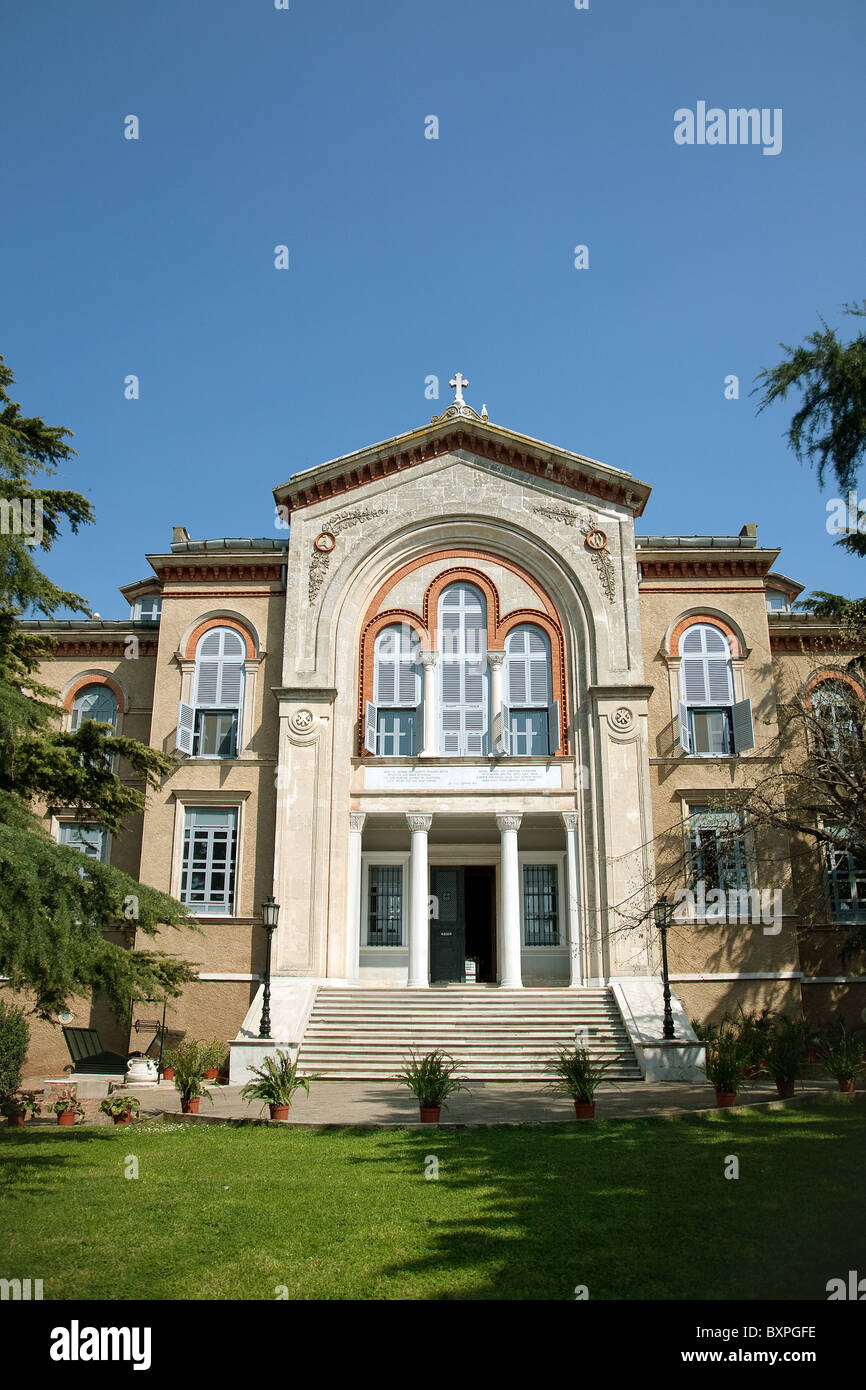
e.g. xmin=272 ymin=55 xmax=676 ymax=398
xmin=396 ymin=1049 xmax=467 ymax=1122
xmin=240 ymin=1050 xmax=317 ymax=1120
xmin=170 ymin=1038 xmax=214 ymax=1114
xmin=704 ymin=1023 xmax=748 ymax=1107
xmin=818 ymin=1020 xmax=865 ymax=1093
xmin=549 ymin=1047 xmax=608 ymax=1118
xmin=765 ymin=1015 xmax=809 ymax=1098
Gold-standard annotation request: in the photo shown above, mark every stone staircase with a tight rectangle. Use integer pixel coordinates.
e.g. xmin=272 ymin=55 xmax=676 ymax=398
xmin=297 ymin=986 xmax=643 ymax=1082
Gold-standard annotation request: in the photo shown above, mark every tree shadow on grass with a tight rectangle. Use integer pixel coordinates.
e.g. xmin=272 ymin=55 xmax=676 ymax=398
xmin=337 ymin=1105 xmax=866 ymax=1301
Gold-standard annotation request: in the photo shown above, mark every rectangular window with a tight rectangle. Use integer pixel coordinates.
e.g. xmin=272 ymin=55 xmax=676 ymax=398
xmin=826 ymin=840 xmax=866 ymax=923
xmin=523 ymin=864 xmax=559 ymax=946
xmin=367 ymin=865 xmax=403 ymax=945
xmin=376 ymin=709 xmax=416 ymax=757
xmin=180 ymin=807 xmax=238 ymax=915
xmin=689 ymin=708 xmax=733 ymax=756
xmin=509 ymin=709 xmax=550 ymax=756
xmin=58 ymin=823 xmax=107 ymax=862
xmin=194 ymin=710 xmax=238 ymax=758
xmin=688 ymin=806 xmax=749 ymax=895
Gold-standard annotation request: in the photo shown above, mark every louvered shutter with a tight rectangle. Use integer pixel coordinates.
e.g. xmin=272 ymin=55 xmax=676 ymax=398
xmin=507 ymin=630 xmax=528 ymax=704
xmin=678 ymin=699 xmax=691 ymax=753
xmin=528 ymin=630 xmax=549 ymax=705
xmin=731 ymin=698 xmax=755 ymax=754
xmin=438 ymin=583 xmax=488 ymax=754
xmin=547 ymin=700 xmax=560 ymax=754
xmin=500 ymin=703 xmax=511 ymax=755
xmin=364 ymin=700 xmax=378 ymax=754
xmin=177 ymin=701 xmax=195 ymax=755
xmin=680 ymin=624 xmax=733 ymax=706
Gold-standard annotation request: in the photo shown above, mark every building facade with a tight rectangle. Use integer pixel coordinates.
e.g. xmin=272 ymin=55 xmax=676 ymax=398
xmin=11 ymin=386 xmax=866 ymax=1080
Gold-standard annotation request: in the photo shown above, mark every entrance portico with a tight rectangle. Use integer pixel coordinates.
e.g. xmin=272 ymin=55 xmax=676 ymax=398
xmin=346 ymin=808 xmax=584 ymax=988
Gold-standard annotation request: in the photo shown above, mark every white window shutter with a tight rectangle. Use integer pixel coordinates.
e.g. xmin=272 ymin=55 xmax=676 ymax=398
xmin=220 ymin=661 xmax=244 ymax=708
xmin=548 ymin=700 xmax=560 ymax=754
xmin=500 ymin=703 xmax=511 ymax=755
xmin=678 ymin=700 xmax=691 ymax=753
xmin=364 ymin=701 xmax=378 ymax=754
xmin=732 ymin=698 xmax=755 ymax=754
xmin=177 ymin=701 xmax=195 ymax=755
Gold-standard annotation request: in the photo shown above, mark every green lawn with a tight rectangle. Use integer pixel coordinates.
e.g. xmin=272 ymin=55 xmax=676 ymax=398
xmin=1 ymin=1103 xmax=864 ymax=1300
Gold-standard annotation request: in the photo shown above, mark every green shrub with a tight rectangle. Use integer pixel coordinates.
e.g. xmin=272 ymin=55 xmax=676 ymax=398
xmin=240 ymin=1051 xmax=316 ymax=1111
xmin=169 ymin=1038 xmax=213 ymax=1102
xmin=0 ymin=998 xmax=29 ymax=1103
xmin=396 ymin=1050 xmax=467 ymax=1108
xmin=549 ymin=1047 xmax=608 ymax=1102
xmin=704 ymin=1022 xmax=748 ymax=1094
xmin=764 ymin=1015 xmax=809 ymax=1085
xmin=818 ymin=1020 xmax=866 ymax=1083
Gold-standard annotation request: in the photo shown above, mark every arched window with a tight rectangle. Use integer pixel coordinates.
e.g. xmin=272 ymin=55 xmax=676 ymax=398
xmin=70 ymin=685 xmax=118 ymax=732
xmin=178 ymin=626 xmax=246 ymax=757
xmin=678 ymin=623 xmax=753 ymax=756
xmin=503 ymin=625 xmax=557 ymax=755
xmin=365 ymin=623 xmax=422 ymax=756
xmin=438 ymin=583 xmax=488 ymax=755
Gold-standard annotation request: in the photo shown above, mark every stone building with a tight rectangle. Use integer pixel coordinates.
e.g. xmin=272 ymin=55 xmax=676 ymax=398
xmin=10 ymin=381 xmax=865 ymax=1083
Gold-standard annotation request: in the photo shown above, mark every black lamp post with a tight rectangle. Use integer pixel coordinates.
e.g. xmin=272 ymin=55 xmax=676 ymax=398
xmin=259 ymin=896 xmax=280 ymax=1039
xmin=653 ymin=897 xmax=676 ymax=1041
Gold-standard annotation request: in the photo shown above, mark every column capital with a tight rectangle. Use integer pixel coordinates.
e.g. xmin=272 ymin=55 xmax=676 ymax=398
xmin=561 ymin=811 xmax=579 ymax=832
xmin=487 ymin=650 xmax=506 ymax=670
xmin=349 ymin=812 xmax=366 ymax=834
xmin=420 ymin=650 xmax=440 ymax=669
xmin=496 ymin=813 xmax=522 ymax=833
xmin=406 ymin=812 xmax=433 ymax=834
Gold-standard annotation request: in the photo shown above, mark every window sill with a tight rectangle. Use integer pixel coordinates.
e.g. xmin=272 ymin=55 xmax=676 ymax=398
xmin=353 ymin=755 xmax=566 ymax=766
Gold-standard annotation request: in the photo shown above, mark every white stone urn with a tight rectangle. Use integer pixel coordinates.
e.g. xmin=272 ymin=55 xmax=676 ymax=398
xmin=125 ymin=1055 xmax=158 ymax=1085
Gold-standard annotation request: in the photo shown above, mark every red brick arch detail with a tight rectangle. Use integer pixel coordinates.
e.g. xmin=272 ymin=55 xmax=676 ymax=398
xmin=803 ymin=669 xmax=866 ymax=704
xmin=669 ymin=613 xmax=742 ymax=659
xmin=184 ymin=617 xmax=257 ymax=660
xmin=63 ymin=673 xmax=126 ymax=715
xmin=358 ymin=552 xmax=568 ymax=754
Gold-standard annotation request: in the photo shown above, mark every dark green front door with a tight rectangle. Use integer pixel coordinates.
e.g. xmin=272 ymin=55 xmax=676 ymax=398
xmin=430 ymin=867 xmax=466 ymax=982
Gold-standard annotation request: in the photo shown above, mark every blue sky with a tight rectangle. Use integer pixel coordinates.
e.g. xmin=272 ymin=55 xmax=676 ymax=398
xmin=4 ymin=0 xmax=865 ymax=614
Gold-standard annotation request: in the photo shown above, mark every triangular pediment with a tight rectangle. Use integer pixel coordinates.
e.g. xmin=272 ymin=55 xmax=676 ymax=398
xmin=273 ymin=414 xmax=651 ymax=517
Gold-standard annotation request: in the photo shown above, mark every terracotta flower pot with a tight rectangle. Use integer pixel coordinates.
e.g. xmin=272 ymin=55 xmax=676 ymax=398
xmin=204 ymin=1068 xmax=219 ymax=1081
xmin=837 ymin=1077 xmax=856 ymax=1094
xmin=775 ymin=1079 xmax=796 ymax=1099
xmin=419 ymin=1106 xmax=441 ymax=1123
xmin=162 ymin=1067 xmax=175 ymax=1081
xmin=715 ymin=1090 xmax=737 ymax=1108
xmin=181 ymin=1097 xmax=200 ymax=1114
xmin=574 ymin=1101 xmax=596 ymax=1119
xmin=57 ymin=1110 xmax=76 ymax=1126
xmin=6 ymin=1112 xmax=26 ymax=1127
xmin=112 ymin=1113 xmax=132 ymax=1125
xmin=269 ymin=1104 xmax=289 ymax=1121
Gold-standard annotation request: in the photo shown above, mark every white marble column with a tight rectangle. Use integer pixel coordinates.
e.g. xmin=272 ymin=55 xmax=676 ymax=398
xmin=497 ymin=813 xmax=523 ymax=988
xmin=406 ymin=813 xmax=432 ymax=987
xmin=562 ymin=811 xmax=583 ymax=987
xmin=345 ymin=813 xmax=366 ymax=985
xmin=419 ymin=652 xmax=439 ymax=757
xmin=488 ymin=651 xmax=506 ymax=753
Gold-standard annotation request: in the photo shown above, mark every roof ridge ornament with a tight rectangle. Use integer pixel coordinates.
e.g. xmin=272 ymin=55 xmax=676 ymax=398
xmin=431 ymin=370 xmax=485 ymax=424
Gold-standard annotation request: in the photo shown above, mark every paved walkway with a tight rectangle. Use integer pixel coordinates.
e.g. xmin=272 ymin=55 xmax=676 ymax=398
xmin=117 ymin=1076 xmax=852 ymax=1127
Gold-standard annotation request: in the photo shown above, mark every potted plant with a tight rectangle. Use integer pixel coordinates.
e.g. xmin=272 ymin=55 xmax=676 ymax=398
xmin=170 ymin=1038 xmax=214 ymax=1114
xmin=396 ymin=1049 xmax=467 ymax=1122
xmin=765 ymin=1015 xmax=808 ymax=1098
xmin=240 ymin=1050 xmax=317 ymax=1120
xmin=202 ymin=1039 xmax=227 ymax=1081
xmin=53 ymin=1091 xmax=85 ymax=1126
xmin=704 ymin=1022 xmax=748 ymax=1107
xmin=731 ymin=1003 xmax=774 ymax=1078
xmin=818 ymin=1020 xmax=865 ymax=1093
xmin=99 ymin=1095 xmax=141 ymax=1126
xmin=549 ymin=1046 xmax=608 ymax=1118
xmin=159 ymin=1047 xmax=176 ymax=1082
xmin=1 ymin=1091 xmax=41 ymax=1127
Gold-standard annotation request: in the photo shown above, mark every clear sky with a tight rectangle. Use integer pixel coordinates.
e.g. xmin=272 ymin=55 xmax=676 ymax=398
xmin=3 ymin=0 xmax=864 ymax=615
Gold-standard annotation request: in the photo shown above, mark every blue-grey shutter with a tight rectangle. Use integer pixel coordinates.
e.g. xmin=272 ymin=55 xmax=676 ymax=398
xmin=177 ymin=701 xmax=195 ymax=755
xmin=547 ymin=700 xmax=560 ymax=754
xmin=439 ymin=582 xmax=487 ymax=754
xmin=500 ymin=703 xmax=511 ymax=755
xmin=678 ymin=699 xmax=691 ymax=753
xmin=364 ymin=700 xmax=378 ymax=754
xmin=732 ymin=698 xmax=755 ymax=753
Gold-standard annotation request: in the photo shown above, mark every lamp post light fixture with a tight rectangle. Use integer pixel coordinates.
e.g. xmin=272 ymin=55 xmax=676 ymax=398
xmin=653 ymin=896 xmax=676 ymax=1041
xmin=259 ymin=896 xmax=280 ymax=1040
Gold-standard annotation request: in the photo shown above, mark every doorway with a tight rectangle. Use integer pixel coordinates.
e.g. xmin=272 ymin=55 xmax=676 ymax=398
xmin=429 ymin=866 xmax=496 ymax=983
